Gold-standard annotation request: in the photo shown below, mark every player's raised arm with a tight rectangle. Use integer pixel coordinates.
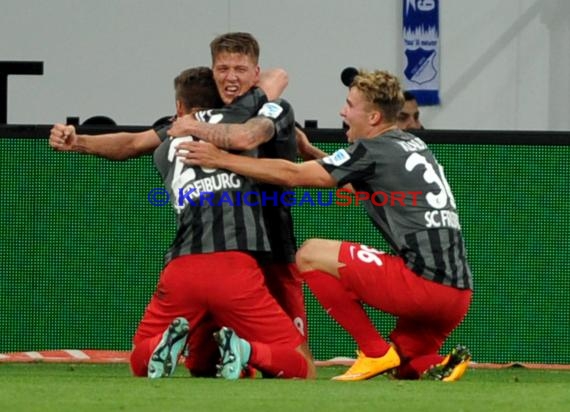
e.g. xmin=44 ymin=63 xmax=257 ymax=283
xmin=49 ymin=123 xmax=161 ymax=160
xmin=257 ymin=68 xmax=288 ymax=101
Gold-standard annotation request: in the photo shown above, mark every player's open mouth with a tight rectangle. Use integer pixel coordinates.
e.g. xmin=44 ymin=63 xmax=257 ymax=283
xmin=224 ymin=85 xmax=239 ymax=95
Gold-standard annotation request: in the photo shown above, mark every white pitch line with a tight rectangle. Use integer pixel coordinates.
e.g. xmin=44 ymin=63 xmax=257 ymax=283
xmin=65 ymin=350 xmax=90 ymax=360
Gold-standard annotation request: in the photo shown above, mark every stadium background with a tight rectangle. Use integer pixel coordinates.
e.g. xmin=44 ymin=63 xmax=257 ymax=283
xmin=1 ymin=129 xmax=569 ymax=364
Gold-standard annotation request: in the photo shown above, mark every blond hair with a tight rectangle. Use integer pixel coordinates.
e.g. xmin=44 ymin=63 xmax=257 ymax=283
xmin=351 ymin=70 xmax=405 ymax=122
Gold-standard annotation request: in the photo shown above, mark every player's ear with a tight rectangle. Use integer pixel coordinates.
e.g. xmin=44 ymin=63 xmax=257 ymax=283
xmin=175 ymin=100 xmax=184 ymax=117
xmin=369 ymin=109 xmax=382 ymax=126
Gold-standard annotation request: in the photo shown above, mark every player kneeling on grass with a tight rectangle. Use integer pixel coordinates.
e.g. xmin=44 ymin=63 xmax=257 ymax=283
xmin=50 ymin=65 xmax=315 ymax=380
xmin=128 ymin=66 xmax=316 ymax=379
xmin=179 ymin=69 xmax=473 ymax=382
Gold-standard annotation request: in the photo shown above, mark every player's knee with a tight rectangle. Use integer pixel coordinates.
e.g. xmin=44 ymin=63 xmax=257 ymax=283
xmin=295 ymin=239 xmax=321 ymax=271
xmin=297 ymin=238 xmax=341 ymax=274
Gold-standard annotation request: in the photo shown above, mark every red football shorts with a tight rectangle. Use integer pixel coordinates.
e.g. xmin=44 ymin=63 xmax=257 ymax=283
xmin=337 ymin=241 xmax=472 ymax=359
xmin=133 ymin=251 xmax=304 ymax=375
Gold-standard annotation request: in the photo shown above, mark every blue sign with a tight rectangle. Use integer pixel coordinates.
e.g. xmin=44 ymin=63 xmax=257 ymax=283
xmin=402 ymin=0 xmax=440 ymax=105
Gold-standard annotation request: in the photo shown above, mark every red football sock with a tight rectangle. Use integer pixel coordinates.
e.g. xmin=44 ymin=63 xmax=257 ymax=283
xmin=249 ymin=343 xmax=308 ymax=378
xmin=302 ymin=269 xmax=390 ymax=357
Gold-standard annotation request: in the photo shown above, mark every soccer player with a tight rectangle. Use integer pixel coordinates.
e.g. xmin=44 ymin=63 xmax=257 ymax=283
xmin=179 ymin=69 xmax=473 ymax=382
xmin=49 ymin=66 xmax=316 ymax=380
xmin=168 ymin=32 xmax=321 ymax=351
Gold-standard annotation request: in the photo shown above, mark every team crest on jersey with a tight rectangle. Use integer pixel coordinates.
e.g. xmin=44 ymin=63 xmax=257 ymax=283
xmin=257 ymin=102 xmax=283 ymax=119
xmin=322 ymin=149 xmax=350 ymax=166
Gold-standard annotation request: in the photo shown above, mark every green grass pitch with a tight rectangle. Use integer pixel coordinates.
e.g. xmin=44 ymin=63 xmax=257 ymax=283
xmin=1 ymin=364 xmax=569 ymax=412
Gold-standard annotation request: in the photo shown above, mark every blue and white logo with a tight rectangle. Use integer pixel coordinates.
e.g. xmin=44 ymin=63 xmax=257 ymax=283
xmin=404 ymin=48 xmax=437 ymax=85
xmin=402 ymin=0 xmax=440 ymax=105
xmin=323 ymin=149 xmax=350 ymax=166
xmin=258 ymin=102 xmax=283 ymax=119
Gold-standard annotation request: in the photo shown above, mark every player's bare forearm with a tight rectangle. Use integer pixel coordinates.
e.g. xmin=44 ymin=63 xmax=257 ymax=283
xmin=298 ymin=142 xmax=328 ymax=161
xmin=257 ymin=68 xmax=288 ymax=100
xmin=295 ymin=127 xmax=328 ymax=160
xmin=73 ymin=131 xmax=159 ymax=160
xmin=180 ymin=140 xmax=336 ymax=188
xmin=221 ymin=154 xmax=335 ymax=188
xmin=186 ymin=117 xmax=274 ymax=151
xmin=50 ymin=124 xmax=157 ymax=160
xmin=219 ymin=153 xmax=298 ymax=187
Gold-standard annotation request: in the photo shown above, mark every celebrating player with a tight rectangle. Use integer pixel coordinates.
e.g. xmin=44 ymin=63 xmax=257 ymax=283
xmin=179 ymin=68 xmax=473 ymax=382
xmin=167 ymin=32 xmax=323 ymax=363
xmin=49 ymin=66 xmax=316 ymax=380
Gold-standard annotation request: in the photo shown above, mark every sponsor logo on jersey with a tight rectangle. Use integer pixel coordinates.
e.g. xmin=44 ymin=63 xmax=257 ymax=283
xmin=257 ymin=102 xmax=283 ymax=119
xmin=322 ymin=149 xmax=350 ymax=166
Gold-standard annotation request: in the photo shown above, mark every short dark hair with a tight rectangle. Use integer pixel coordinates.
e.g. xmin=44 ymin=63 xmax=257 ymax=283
xmin=210 ymin=32 xmax=260 ymax=64
xmin=403 ymin=91 xmax=417 ymax=102
xmin=174 ymin=67 xmax=224 ymax=111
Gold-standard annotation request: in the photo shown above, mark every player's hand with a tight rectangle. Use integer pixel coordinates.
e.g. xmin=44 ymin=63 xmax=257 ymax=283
xmin=49 ymin=123 xmax=77 ymax=151
xmin=257 ymin=68 xmax=288 ymax=100
xmin=176 ymin=140 xmax=224 ymax=168
xmin=168 ymin=115 xmax=198 ymax=137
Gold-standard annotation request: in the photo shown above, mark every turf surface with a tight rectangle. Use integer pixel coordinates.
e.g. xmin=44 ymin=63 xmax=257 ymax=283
xmin=1 ymin=363 xmax=569 ymax=412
